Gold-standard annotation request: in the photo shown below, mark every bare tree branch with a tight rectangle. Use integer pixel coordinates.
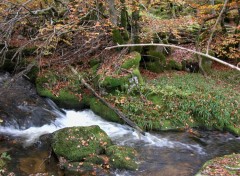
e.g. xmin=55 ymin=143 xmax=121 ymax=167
xmin=105 ymin=43 xmax=240 ymax=71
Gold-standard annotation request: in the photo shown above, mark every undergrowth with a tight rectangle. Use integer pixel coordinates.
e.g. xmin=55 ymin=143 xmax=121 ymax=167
xmin=109 ymin=72 xmax=240 ymax=132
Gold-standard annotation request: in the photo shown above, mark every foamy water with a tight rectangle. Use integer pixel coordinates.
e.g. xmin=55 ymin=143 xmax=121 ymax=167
xmin=0 ymin=109 xmax=204 ymax=154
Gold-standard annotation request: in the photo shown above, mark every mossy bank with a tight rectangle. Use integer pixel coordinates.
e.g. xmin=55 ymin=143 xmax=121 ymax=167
xmin=35 ymin=51 xmax=240 ymax=136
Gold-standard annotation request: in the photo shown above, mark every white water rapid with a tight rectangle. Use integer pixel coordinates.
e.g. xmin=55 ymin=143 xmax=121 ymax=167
xmin=0 ymin=109 xmax=204 ymax=154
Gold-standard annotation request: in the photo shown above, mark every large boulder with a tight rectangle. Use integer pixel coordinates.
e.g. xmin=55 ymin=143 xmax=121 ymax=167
xmin=0 ymin=72 xmax=58 ymax=129
xmin=52 ymin=126 xmax=112 ymax=161
xmin=144 ymin=50 xmax=167 ymax=73
xmin=52 ymin=126 xmax=138 ymax=175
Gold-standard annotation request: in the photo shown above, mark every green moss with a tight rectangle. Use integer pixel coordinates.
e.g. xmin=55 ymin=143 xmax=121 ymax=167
xmin=106 ymin=145 xmax=138 ymax=170
xmin=225 ymin=125 xmax=240 ymax=136
xmin=52 ymin=126 xmax=112 ymax=161
xmin=60 ymin=161 xmax=103 ymax=176
xmin=167 ymin=59 xmax=182 ymax=70
xmin=56 ymin=90 xmax=81 ymax=108
xmin=120 ymin=6 xmax=128 ymax=29
xmin=91 ymin=64 xmax=100 ymax=74
xmin=145 ymin=62 xmax=165 ymax=73
xmin=36 ymin=71 xmax=84 ymax=109
xmin=121 ymin=52 xmax=141 ymax=69
xmin=84 ymin=154 xmax=105 ymax=165
xmin=98 ymin=52 xmax=143 ymax=91
xmin=90 ymin=98 xmax=123 ymax=123
xmin=100 ymin=75 xmax=130 ymax=90
xmin=132 ymin=69 xmax=144 ymax=84
xmin=147 ymin=50 xmax=166 ymax=62
xmin=122 ymin=30 xmax=130 ymax=41
xmin=112 ymin=29 xmax=124 ymax=45
xmin=145 ymin=50 xmax=167 ymax=73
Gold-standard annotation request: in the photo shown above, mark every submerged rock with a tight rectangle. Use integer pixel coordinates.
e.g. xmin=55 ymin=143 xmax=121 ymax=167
xmin=0 ymin=72 xmax=59 ymax=129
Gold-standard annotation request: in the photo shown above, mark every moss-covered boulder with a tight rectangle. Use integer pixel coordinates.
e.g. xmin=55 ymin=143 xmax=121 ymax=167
xmin=52 ymin=126 xmax=139 ymax=175
xmin=52 ymin=126 xmax=112 ymax=161
xmin=36 ymin=70 xmax=84 ymax=109
xmin=195 ymin=153 xmax=240 ymax=176
xmin=98 ymin=52 xmax=143 ymax=91
xmin=166 ymin=59 xmax=182 ymax=71
xmin=112 ymin=29 xmax=125 ymax=45
xmin=145 ymin=50 xmax=167 ymax=73
xmin=106 ymin=145 xmax=138 ymax=171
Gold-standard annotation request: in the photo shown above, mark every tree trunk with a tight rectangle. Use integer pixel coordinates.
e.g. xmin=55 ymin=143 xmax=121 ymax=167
xmin=107 ymin=0 xmax=117 ymax=26
xmin=131 ymin=0 xmax=140 ymax=44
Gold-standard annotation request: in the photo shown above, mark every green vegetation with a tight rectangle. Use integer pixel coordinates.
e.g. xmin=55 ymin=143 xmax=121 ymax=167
xmin=108 ymin=72 xmax=240 ymax=134
xmin=98 ymin=52 xmax=143 ymax=91
xmin=36 ymin=70 xmax=84 ymax=109
xmin=144 ymin=50 xmax=167 ymax=73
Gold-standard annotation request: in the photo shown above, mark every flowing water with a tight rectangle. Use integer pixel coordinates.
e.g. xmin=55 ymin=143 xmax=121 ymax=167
xmin=0 ymin=106 xmax=240 ymax=175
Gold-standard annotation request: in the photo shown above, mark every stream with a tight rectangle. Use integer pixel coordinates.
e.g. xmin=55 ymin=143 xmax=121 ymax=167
xmin=0 ymin=102 xmax=240 ymax=176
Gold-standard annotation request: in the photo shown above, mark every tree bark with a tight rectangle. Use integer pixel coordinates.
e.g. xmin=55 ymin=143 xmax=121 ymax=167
xmin=107 ymin=0 xmax=117 ymax=26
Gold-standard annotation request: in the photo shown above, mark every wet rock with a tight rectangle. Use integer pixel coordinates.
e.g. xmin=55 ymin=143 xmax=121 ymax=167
xmin=0 ymin=72 xmax=59 ymax=129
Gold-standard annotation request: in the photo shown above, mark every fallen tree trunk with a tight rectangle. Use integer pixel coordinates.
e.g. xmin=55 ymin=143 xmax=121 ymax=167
xmin=69 ymin=66 xmax=145 ymax=135
xmin=105 ymin=43 xmax=240 ymax=72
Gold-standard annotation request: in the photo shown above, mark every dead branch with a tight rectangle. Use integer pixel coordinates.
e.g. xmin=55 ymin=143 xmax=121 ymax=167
xmin=105 ymin=43 xmax=240 ymax=72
